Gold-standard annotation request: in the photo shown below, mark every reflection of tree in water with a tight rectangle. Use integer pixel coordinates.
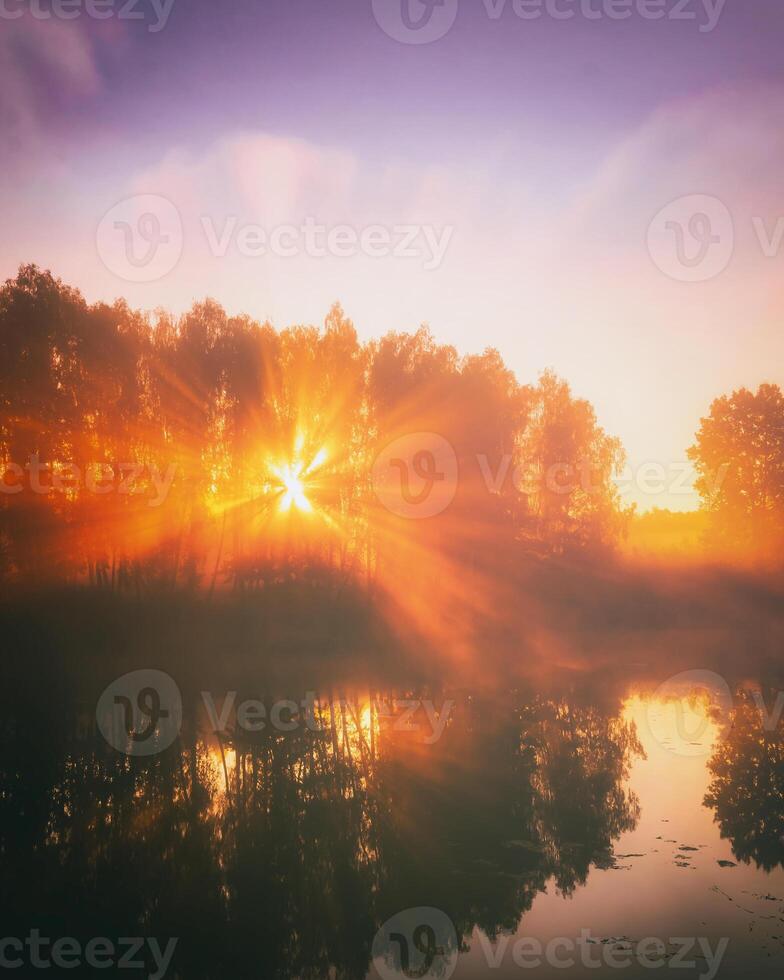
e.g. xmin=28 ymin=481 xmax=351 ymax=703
xmin=528 ymin=702 xmax=643 ymax=893
xmin=0 ymin=691 xmax=643 ymax=979
xmin=704 ymin=688 xmax=784 ymax=872
xmin=0 ymin=710 xmax=227 ymax=977
xmin=373 ymin=696 xmax=643 ymax=945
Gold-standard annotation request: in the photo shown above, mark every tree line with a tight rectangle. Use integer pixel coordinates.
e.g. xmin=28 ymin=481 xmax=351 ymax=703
xmin=0 ymin=264 xmax=781 ymax=590
xmin=0 ymin=265 xmax=630 ymax=590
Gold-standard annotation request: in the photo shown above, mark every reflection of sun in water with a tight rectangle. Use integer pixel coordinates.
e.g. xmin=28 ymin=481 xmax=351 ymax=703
xmin=624 ymin=693 xmax=722 ymax=758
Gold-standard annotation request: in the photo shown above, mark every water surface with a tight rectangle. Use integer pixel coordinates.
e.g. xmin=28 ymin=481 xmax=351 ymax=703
xmin=2 ymin=674 xmax=782 ymax=979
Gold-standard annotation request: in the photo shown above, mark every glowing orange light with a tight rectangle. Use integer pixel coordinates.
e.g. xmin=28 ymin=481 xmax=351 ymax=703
xmin=271 ymin=445 xmax=327 ymax=514
xmin=273 ymin=462 xmax=310 ymax=513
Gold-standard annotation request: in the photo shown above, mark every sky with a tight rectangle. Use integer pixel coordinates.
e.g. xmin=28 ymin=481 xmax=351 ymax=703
xmin=3 ymin=0 xmax=784 ymax=511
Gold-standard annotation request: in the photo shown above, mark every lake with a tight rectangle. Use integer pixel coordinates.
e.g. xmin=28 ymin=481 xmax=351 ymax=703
xmin=2 ymin=665 xmax=782 ymax=979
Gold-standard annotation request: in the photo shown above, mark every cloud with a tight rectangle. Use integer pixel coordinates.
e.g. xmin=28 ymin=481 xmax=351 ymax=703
xmin=130 ymin=133 xmax=361 ymax=229
xmin=566 ymin=81 xmax=784 ymax=255
xmin=0 ymin=17 xmax=102 ymax=166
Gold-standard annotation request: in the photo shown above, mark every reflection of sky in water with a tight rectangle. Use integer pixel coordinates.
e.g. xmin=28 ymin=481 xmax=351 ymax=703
xmin=458 ymin=695 xmax=784 ymax=979
xmin=5 ymin=680 xmax=783 ymax=979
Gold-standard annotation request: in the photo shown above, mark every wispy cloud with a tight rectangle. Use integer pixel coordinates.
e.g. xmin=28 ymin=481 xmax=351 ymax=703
xmin=0 ymin=17 xmax=104 ymax=166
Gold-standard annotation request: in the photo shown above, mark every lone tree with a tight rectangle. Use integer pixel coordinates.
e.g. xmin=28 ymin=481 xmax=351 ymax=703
xmin=688 ymin=383 xmax=784 ymax=557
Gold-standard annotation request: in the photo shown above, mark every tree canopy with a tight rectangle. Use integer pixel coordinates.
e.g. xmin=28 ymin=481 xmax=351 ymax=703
xmin=0 ymin=264 xmax=629 ymax=593
xmin=688 ymin=383 xmax=784 ymax=559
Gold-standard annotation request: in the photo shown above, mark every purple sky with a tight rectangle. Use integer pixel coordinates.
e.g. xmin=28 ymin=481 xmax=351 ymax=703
xmin=3 ymin=0 xmax=784 ymax=509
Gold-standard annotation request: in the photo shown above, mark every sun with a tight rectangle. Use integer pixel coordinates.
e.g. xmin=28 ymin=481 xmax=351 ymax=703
xmin=277 ymin=461 xmax=312 ymax=513
xmin=270 ymin=446 xmax=328 ymax=514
